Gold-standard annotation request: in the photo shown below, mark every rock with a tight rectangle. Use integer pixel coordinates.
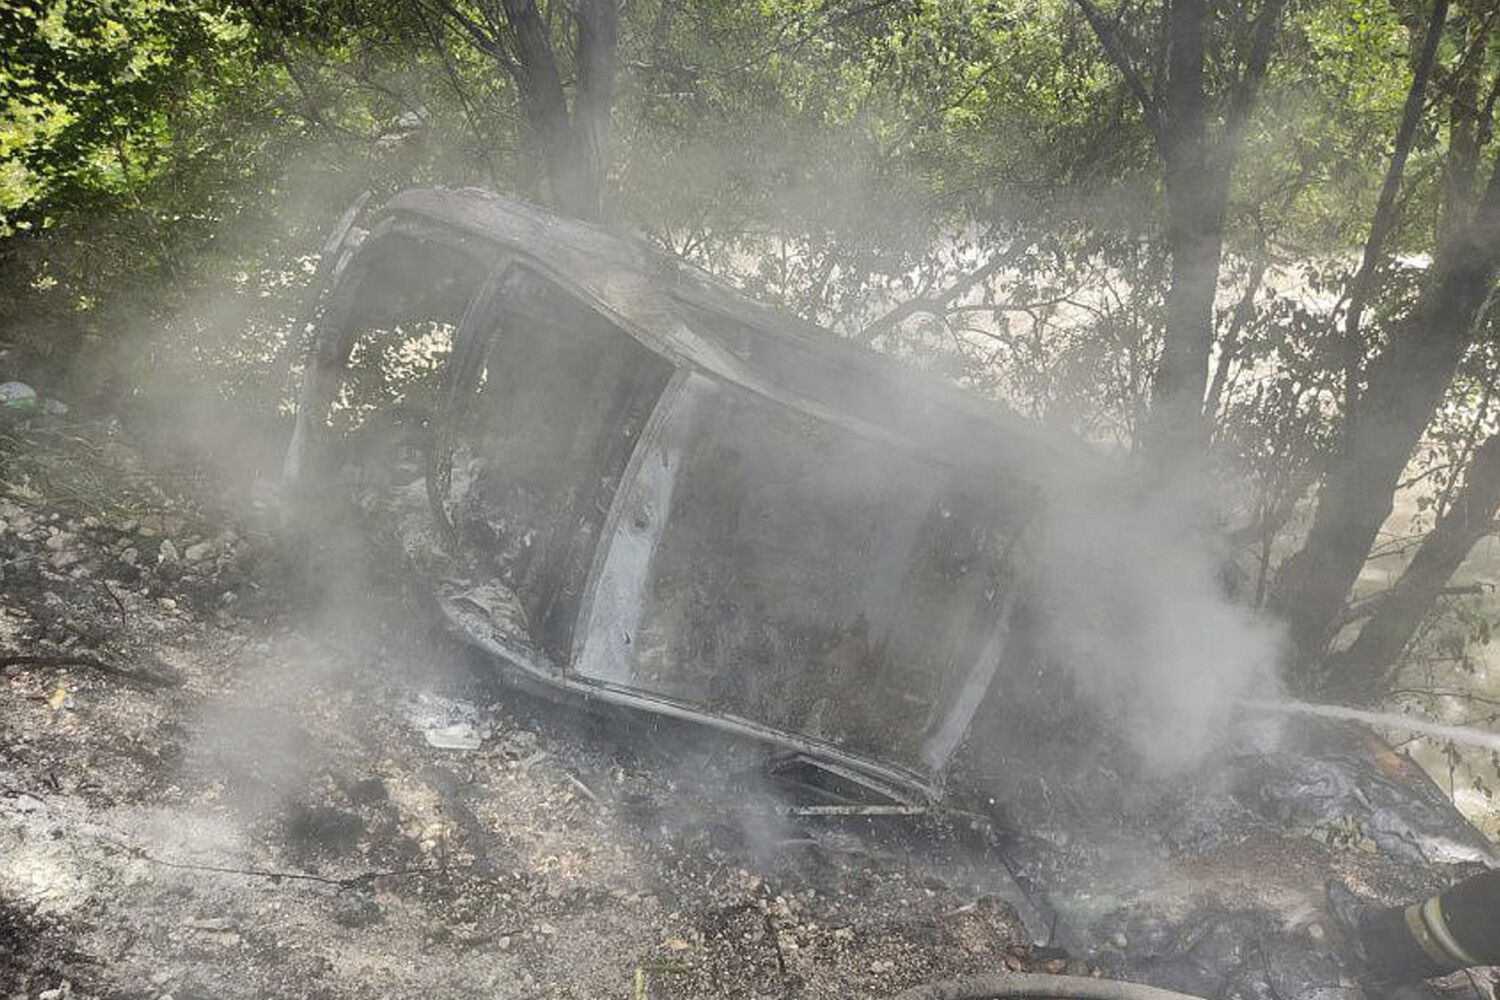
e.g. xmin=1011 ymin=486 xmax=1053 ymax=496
xmin=500 ymin=729 xmax=539 ymax=757
xmin=157 ymin=539 xmax=178 ymax=565
xmin=184 ymin=917 xmax=233 ymax=931
xmin=44 ymin=531 xmax=74 ymax=551
xmin=120 ymin=547 xmax=139 ymax=566
xmin=424 ymin=723 xmax=482 ymax=751
xmin=183 ymin=541 xmax=214 ymax=563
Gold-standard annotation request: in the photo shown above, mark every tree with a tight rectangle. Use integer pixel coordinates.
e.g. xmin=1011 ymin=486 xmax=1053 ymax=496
xmin=1331 ymin=424 xmax=1500 ymax=699
xmin=416 ymin=0 xmax=619 ymax=220
xmin=1269 ymin=1 xmax=1500 ymax=699
xmin=1074 ymin=0 xmax=1286 ymax=468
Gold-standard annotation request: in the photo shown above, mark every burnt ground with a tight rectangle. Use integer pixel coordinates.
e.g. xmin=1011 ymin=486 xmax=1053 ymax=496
xmin=5 ymin=413 xmax=1500 ymax=1000
xmin=0 ymin=415 xmax=1073 ymax=1000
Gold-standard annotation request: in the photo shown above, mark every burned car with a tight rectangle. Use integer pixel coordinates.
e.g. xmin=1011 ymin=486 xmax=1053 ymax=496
xmin=283 ymin=188 xmax=1095 ymax=807
xmin=281 ymin=191 xmax=1500 ymax=996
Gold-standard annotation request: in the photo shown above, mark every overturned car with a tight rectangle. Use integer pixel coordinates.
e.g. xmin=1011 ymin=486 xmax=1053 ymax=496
xmin=282 ymin=190 xmax=1500 ymax=997
xmin=282 ymin=188 xmax=1101 ymax=807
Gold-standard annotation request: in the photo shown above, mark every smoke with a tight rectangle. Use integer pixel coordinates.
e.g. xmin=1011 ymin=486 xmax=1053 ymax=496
xmin=1027 ymin=465 xmax=1284 ymax=775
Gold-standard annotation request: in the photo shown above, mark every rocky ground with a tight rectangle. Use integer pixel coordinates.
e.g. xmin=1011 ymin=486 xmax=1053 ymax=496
xmin=0 ymin=414 xmax=1076 ymax=999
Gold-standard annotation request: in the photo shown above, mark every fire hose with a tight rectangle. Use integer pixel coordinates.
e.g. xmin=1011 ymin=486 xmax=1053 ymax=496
xmin=888 ymin=973 xmax=1212 ymax=1000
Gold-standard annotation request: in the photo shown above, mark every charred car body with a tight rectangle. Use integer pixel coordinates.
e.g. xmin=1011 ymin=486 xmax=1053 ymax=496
xmin=283 ymin=191 xmax=1500 ymax=996
xmin=284 ymin=188 xmax=1099 ymax=808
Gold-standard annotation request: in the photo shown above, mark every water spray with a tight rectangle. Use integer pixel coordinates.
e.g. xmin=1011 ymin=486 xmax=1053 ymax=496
xmin=1241 ymin=696 xmax=1500 ymax=755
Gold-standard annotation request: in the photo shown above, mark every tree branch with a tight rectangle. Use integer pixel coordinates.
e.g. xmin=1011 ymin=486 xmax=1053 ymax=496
xmin=422 ymin=0 xmax=508 ymax=58
xmin=1215 ymin=0 xmax=1288 ymax=171
xmin=1074 ymin=0 xmax=1164 ymax=144
xmin=1204 ymin=252 xmax=1268 ymax=419
xmin=856 ymin=241 xmax=1030 ymax=343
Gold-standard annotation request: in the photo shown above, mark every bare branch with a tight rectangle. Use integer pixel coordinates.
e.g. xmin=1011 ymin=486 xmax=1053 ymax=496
xmin=1204 ymin=252 xmax=1268 ymax=419
xmin=1214 ymin=0 xmax=1288 ymax=170
xmin=422 ymin=0 xmax=507 ymax=58
xmin=857 ymin=241 xmax=1030 ymax=343
xmin=1074 ymin=0 xmax=1163 ymax=143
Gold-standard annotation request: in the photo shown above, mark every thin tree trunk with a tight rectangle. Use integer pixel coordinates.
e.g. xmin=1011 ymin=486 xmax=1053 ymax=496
xmin=1204 ymin=251 xmax=1268 ymax=420
xmin=1147 ymin=158 xmax=1224 ymax=462
xmin=1141 ymin=0 xmax=1217 ymax=465
xmin=1329 ymin=430 xmax=1500 ymax=702
xmin=567 ymin=0 xmax=618 ymax=222
xmin=1076 ymin=0 xmax=1283 ymax=470
xmin=1270 ymin=157 xmax=1500 ymax=693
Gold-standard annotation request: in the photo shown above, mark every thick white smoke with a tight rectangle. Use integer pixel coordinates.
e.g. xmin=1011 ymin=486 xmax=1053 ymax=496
xmin=1028 ymin=469 xmax=1284 ymax=774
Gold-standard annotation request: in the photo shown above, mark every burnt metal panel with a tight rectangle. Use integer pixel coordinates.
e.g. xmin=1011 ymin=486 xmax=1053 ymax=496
xmin=574 ymin=371 xmax=1033 ymax=782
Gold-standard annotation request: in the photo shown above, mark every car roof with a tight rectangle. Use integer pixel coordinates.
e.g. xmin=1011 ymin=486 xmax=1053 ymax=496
xmin=383 ymin=187 xmax=1099 ymax=485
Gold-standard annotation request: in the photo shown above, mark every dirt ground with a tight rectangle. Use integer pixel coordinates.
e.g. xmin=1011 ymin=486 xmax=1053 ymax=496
xmin=0 ymin=415 xmax=1074 ymax=1000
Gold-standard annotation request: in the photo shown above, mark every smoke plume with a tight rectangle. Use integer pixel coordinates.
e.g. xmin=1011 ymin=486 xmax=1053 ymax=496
xmin=1028 ymin=467 xmax=1284 ymax=774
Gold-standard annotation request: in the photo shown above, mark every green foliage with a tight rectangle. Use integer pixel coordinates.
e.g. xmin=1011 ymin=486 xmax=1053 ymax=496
xmin=3 ymin=0 xmax=1500 ymax=680
xmin=2 ymin=0 xmax=245 ymax=229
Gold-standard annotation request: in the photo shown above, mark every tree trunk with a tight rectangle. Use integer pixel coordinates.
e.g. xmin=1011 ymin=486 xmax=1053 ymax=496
xmin=496 ymin=0 xmax=579 ymax=210
xmin=567 ymin=0 xmax=618 ymax=222
xmin=1139 ymin=0 xmax=1217 ymax=466
xmin=1341 ymin=0 xmax=1448 ymax=439
xmin=1148 ymin=153 xmax=1224 ymax=464
xmin=1327 ymin=430 xmax=1500 ymax=702
xmin=1439 ymin=0 xmax=1492 ymax=241
xmin=1075 ymin=0 xmax=1282 ymax=470
xmin=489 ymin=0 xmax=617 ymax=221
xmin=1269 ymin=159 xmax=1500 ymax=693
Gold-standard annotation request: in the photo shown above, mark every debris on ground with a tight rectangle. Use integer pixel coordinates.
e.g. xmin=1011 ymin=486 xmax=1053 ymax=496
xmin=2 ymin=415 xmax=1495 ymax=1000
xmin=0 ymin=418 xmax=1060 ymax=999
